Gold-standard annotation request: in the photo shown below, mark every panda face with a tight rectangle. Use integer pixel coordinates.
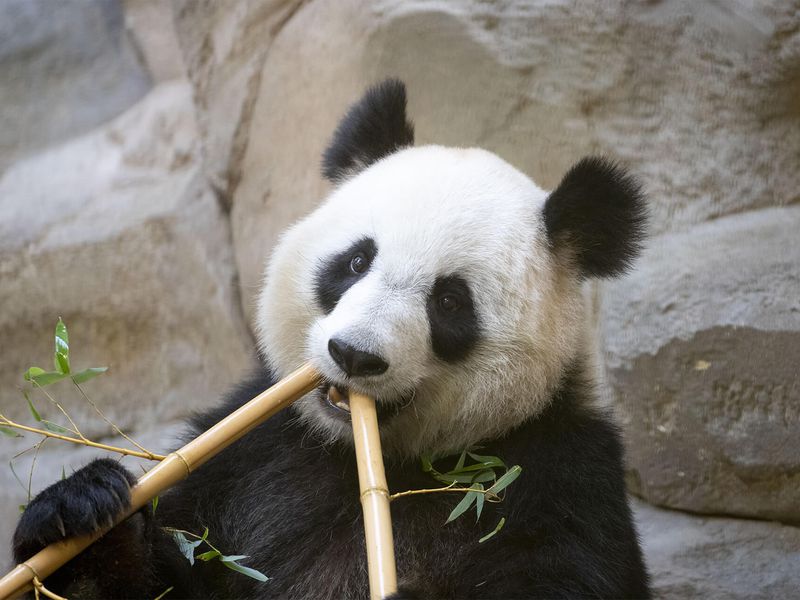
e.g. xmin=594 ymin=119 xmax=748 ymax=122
xmin=256 ymin=81 xmax=645 ymax=457
xmin=257 ymin=146 xmax=584 ymax=457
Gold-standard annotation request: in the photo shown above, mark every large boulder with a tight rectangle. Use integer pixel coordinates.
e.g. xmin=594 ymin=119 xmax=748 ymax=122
xmin=603 ymin=206 xmax=800 ymax=521
xmin=0 ymin=0 xmax=151 ymax=171
xmin=188 ymin=0 xmax=800 ymax=325
xmin=635 ymin=499 xmax=800 ymax=599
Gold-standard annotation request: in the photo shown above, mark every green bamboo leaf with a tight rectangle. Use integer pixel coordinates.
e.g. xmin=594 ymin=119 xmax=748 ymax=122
xmin=448 ymin=462 xmax=499 ymax=474
xmin=446 ymin=489 xmax=478 ymax=524
xmin=54 ymin=318 xmax=69 ymax=374
xmin=70 ymin=367 xmax=108 ymax=384
xmin=19 ymin=504 xmax=27 ymax=513
xmin=196 ymin=550 xmax=221 ymax=561
xmin=27 ymin=398 xmax=42 ymax=422
xmin=200 ymin=527 xmax=209 ymax=541
xmin=26 ymin=369 xmax=68 ymax=387
xmin=43 ymin=420 xmax=70 ymax=434
xmin=486 ymin=466 xmax=522 ymax=495
xmin=220 ymin=555 xmax=248 ymax=562
xmin=54 ymin=352 xmax=69 ymax=375
xmin=61 ymin=466 xmax=67 ymax=480
xmin=171 ymin=531 xmax=202 ymax=565
xmin=23 ymin=367 xmax=45 ymax=382
xmin=475 ymin=483 xmax=485 ymax=521
xmin=453 ymin=450 xmax=466 ymax=472
xmin=152 ymin=496 xmax=159 ymax=515
xmin=221 ymin=560 xmax=269 ymax=582
xmin=467 ymin=452 xmax=506 ymax=469
xmin=0 ymin=426 xmax=21 ymax=438
xmin=478 ymin=517 xmax=505 ymax=543
xmin=421 ymin=456 xmax=433 ymax=473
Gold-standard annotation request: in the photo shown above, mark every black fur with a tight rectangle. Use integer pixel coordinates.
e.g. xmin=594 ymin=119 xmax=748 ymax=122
xmin=426 ymin=275 xmax=480 ymax=362
xmin=315 ymin=237 xmax=377 ymax=313
xmin=12 ymin=364 xmax=649 ymax=599
xmin=322 ymin=79 xmax=415 ymax=182
xmin=543 ymin=157 xmax=647 ymax=279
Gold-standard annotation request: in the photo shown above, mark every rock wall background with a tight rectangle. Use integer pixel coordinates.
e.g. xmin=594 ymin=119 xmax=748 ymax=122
xmin=1 ymin=0 xmax=798 ymax=596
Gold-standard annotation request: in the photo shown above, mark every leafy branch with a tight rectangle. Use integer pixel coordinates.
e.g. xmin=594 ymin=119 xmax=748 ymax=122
xmin=166 ymin=527 xmax=269 ymax=583
xmin=0 ymin=318 xmax=164 ymax=461
xmin=391 ymin=451 xmax=522 ymax=543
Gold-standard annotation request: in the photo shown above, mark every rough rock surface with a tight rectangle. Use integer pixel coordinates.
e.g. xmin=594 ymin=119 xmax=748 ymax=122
xmin=603 ymin=207 xmax=800 ymax=521
xmin=219 ymin=0 xmax=800 ymax=324
xmin=0 ymin=0 xmax=151 ymax=171
xmin=170 ymin=0 xmax=307 ymax=204
xmin=634 ymin=499 xmax=800 ymax=599
xmin=0 ymin=80 xmax=254 ymax=447
xmin=0 ymin=78 xmax=255 ymax=567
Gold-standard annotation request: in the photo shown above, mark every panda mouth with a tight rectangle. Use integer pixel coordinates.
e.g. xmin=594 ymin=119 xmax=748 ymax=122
xmin=324 ymin=384 xmax=351 ymax=414
xmin=318 ymin=383 xmax=412 ymax=421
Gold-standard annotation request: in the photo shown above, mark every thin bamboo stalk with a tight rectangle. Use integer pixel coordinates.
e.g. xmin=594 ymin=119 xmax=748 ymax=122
xmin=0 ymin=363 xmax=321 ymax=600
xmin=349 ymin=392 xmax=398 ymax=600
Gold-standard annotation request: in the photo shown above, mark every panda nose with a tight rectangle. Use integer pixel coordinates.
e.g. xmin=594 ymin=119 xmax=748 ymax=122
xmin=328 ymin=338 xmax=389 ymax=377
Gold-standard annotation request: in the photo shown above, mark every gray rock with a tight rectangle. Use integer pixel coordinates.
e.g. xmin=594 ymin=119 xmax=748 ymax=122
xmin=635 ymin=499 xmax=800 ymax=599
xmin=602 ymin=206 xmax=800 ymax=521
xmin=0 ymin=0 xmax=151 ymax=171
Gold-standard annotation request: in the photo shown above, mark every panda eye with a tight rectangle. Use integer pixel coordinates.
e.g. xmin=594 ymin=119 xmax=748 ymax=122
xmin=350 ymin=253 xmax=369 ymax=274
xmin=438 ymin=294 xmax=461 ymax=312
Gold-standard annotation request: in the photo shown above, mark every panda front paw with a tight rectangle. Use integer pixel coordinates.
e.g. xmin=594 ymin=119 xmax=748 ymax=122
xmin=12 ymin=458 xmax=136 ymax=562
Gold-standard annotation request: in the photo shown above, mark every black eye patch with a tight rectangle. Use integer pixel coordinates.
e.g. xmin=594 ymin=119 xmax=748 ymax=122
xmin=315 ymin=237 xmax=377 ymax=314
xmin=426 ymin=275 xmax=480 ymax=363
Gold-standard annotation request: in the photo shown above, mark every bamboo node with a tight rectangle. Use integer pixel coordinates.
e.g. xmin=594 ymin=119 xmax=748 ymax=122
xmin=21 ymin=562 xmax=42 ymax=580
xmin=359 ymin=486 xmax=390 ymax=501
xmin=171 ymin=451 xmax=192 ymax=476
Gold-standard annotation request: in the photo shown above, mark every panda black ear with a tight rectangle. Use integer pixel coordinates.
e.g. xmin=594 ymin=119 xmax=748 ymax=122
xmin=543 ymin=157 xmax=647 ymax=279
xmin=322 ymin=79 xmax=415 ymax=182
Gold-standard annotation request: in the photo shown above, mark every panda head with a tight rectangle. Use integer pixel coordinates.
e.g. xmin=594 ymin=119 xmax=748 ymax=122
xmin=256 ymin=79 xmax=646 ymax=458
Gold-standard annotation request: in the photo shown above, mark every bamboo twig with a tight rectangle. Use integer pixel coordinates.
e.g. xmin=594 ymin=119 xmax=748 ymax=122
xmin=32 ymin=384 xmax=86 ymax=441
xmin=390 ymin=486 xmax=501 ymax=502
xmin=32 ymin=578 xmax=67 ymax=600
xmin=0 ymin=414 xmax=167 ymax=461
xmin=72 ymin=381 xmax=154 ymax=458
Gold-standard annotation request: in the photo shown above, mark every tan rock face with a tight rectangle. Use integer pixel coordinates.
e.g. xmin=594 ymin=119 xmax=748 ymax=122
xmin=170 ymin=0 xmax=308 ymax=203
xmin=0 ymin=81 xmax=254 ymax=439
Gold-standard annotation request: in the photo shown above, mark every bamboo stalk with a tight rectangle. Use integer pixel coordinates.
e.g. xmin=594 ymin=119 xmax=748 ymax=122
xmin=0 ymin=363 xmax=321 ymax=600
xmin=349 ymin=391 xmax=398 ymax=600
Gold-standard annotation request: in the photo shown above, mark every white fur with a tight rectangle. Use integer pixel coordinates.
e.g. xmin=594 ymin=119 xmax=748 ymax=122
xmin=256 ymin=146 xmax=586 ymax=458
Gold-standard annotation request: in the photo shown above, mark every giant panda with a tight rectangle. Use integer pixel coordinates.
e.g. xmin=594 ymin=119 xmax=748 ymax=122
xmin=12 ymin=79 xmax=649 ymax=599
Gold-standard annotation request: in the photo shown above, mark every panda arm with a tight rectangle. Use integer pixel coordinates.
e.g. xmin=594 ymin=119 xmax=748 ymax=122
xmin=11 ymin=458 xmax=197 ymax=598
xmin=10 ymin=368 xmax=278 ymax=598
